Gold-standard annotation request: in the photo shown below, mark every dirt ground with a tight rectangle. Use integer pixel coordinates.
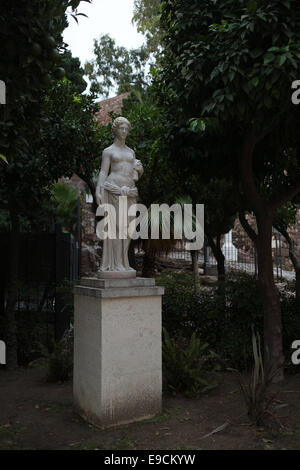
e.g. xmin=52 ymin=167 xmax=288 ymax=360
xmin=1 ymin=367 xmax=300 ymax=450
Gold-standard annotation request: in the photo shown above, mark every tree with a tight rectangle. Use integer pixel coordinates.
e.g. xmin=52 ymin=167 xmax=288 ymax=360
xmin=0 ymin=0 xmax=92 ymax=368
xmin=61 ymin=50 xmax=87 ymax=94
xmin=200 ymin=179 xmax=237 ymax=282
xmin=132 ymin=0 xmax=162 ymax=53
xmin=84 ymin=34 xmax=150 ymax=98
xmin=157 ymin=0 xmax=300 ymax=380
xmin=42 ymin=78 xmax=102 ymax=213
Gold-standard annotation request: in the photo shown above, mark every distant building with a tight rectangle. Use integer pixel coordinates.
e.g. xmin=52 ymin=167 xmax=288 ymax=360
xmin=94 ymin=92 xmax=130 ymax=125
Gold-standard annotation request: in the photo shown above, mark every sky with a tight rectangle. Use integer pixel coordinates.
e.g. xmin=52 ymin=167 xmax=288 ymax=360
xmin=63 ymin=0 xmax=145 ymax=95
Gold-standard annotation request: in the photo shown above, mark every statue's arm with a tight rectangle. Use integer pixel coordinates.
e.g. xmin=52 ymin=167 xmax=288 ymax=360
xmin=96 ymin=149 xmax=111 ymax=205
xmin=133 ymin=151 xmax=144 ymax=178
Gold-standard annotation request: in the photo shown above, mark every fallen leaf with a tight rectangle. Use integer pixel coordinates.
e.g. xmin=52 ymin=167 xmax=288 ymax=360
xmin=199 ymin=422 xmax=230 ymax=440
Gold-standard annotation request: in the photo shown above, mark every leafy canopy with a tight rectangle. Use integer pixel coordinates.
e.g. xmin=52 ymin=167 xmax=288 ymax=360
xmin=157 ymin=0 xmax=300 ymax=210
xmin=84 ymin=34 xmax=150 ymax=98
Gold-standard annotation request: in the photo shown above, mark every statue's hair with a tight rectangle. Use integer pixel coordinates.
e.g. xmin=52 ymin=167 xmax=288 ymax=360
xmin=112 ymin=116 xmax=131 ymax=135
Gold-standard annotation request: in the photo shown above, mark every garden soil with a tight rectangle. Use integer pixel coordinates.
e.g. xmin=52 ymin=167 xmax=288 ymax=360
xmin=0 ymin=367 xmax=300 ymax=450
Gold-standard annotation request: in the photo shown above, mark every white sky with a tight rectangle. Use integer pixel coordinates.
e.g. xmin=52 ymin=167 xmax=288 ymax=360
xmin=63 ymin=0 xmax=145 ymax=96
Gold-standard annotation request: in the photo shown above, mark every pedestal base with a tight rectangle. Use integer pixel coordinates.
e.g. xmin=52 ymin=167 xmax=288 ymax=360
xmin=73 ymin=277 xmax=164 ymax=427
xmin=98 ymin=269 xmax=136 ymax=279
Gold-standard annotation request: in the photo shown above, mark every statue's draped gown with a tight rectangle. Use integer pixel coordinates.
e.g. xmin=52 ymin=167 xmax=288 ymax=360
xmin=100 ymin=181 xmax=137 ymax=272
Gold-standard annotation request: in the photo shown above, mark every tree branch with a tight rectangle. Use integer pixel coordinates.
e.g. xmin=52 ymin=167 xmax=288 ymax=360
xmin=274 ymin=224 xmax=300 ymax=272
xmin=238 ymin=211 xmax=258 ymax=244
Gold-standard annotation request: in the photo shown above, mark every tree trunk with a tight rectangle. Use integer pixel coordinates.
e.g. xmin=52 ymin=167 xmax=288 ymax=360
xmin=238 ymin=129 xmax=284 ymax=382
xmin=4 ymin=200 xmax=20 ymax=369
xmin=256 ymin=215 xmax=284 ymax=382
xmin=206 ymin=233 xmax=226 ymax=282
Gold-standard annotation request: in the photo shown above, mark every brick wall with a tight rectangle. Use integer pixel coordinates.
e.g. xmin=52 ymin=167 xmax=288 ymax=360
xmin=94 ymin=92 xmax=130 ymax=125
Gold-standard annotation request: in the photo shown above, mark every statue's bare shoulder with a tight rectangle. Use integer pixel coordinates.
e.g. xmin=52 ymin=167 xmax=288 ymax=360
xmin=102 ymin=145 xmax=114 ymax=158
xmin=125 ymin=144 xmax=135 ymax=155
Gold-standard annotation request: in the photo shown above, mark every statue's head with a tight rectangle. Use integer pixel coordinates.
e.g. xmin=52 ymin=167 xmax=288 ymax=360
xmin=112 ymin=117 xmax=131 ymax=138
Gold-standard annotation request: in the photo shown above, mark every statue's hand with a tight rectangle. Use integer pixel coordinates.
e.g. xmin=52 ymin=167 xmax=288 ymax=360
xmin=134 ymin=159 xmax=143 ymax=175
xmin=120 ymin=186 xmax=130 ymax=196
xmin=96 ymin=188 xmax=104 ymax=205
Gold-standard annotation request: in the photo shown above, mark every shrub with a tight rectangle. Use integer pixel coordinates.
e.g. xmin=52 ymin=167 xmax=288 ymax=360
xmin=230 ymin=328 xmax=278 ymax=426
xmin=162 ymin=328 xmax=218 ymax=397
xmin=30 ymin=325 xmax=73 ymax=382
xmin=215 ymin=273 xmax=264 ymax=369
xmin=15 ymin=309 xmax=49 ymax=366
xmin=157 ymin=271 xmax=300 ymax=371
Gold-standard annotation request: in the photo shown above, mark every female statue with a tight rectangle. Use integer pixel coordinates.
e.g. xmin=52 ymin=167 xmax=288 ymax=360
xmin=95 ymin=117 xmax=143 ymax=278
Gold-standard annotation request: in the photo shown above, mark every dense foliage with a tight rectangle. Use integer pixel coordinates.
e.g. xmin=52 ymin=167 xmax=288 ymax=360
xmin=157 ymin=271 xmax=300 ymax=371
xmin=155 ymin=0 xmax=300 ymax=379
xmin=0 ymin=0 xmax=94 ymax=368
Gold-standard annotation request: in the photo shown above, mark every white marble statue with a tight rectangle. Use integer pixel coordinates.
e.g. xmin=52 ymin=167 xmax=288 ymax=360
xmin=96 ymin=117 xmax=143 ymax=278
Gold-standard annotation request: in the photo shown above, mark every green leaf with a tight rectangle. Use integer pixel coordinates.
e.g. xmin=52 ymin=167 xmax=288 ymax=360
xmin=265 ymin=81 xmax=272 ymax=91
xmin=0 ymin=154 xmax=8 ymax=164
xmin=277 ymin=55 xmax=287 ymax=66
xmin=264 ymin=95 xmax=272 ymax=108
xmin=246 ymin=0 xmax=257 ymax=12
xmin=264 ymin=53 xmax=275 ymax=65
xmin=188 ymin=118 xmax=206 ymax=132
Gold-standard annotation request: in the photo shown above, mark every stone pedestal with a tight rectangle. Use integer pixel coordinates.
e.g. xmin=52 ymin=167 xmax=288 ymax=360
xmin=73 ymin=277 xmax=164 ymax=427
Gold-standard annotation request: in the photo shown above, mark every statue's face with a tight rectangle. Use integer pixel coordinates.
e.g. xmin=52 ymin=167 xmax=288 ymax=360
xmin=115 ymin=123 xmax=130 ymax=140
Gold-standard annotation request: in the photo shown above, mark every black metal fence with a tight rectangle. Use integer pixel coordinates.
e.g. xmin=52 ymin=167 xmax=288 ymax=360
xmin=141 ymin=230 xmax=287 ymax=281
xmin=0 ymin=229 xmax=80 ymax=341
